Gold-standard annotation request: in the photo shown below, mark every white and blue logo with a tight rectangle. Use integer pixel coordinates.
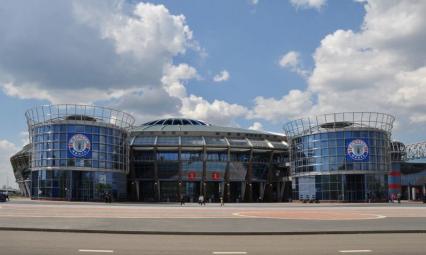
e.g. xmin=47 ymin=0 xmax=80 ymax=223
xmin=68 ymin=134 xmax=91 ymax=158
xmin=346 ymin=139 xmax=369 ymax=161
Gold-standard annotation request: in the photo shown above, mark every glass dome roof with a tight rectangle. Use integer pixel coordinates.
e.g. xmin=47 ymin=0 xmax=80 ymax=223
xmin=141 ymin=118 xmax=209 ymax=126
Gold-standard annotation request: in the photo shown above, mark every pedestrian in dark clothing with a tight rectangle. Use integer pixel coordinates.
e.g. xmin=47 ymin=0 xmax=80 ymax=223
xmin=180 ymin=195 xmax=185 ymax=206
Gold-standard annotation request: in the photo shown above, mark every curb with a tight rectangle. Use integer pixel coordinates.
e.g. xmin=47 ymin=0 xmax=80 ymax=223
xmin=1 ymin=227 xmax=426 ymax=235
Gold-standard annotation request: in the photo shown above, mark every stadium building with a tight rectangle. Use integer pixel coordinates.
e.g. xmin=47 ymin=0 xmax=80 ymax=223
xmin=10 ymin=106 xmax=426 ymax=202
xmin=10 ymin=104 xmax=290 ymax=202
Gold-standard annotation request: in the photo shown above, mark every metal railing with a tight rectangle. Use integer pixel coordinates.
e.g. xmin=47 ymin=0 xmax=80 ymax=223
xmin=283 ymin=112 xmax=395 ymax=138
xmin=25 ymin=104 xmax=135 ymax=129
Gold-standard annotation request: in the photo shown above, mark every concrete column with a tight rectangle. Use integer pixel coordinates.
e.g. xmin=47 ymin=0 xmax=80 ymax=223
xmin=135 ymin=181 xmax=140 ymax=201
xmin=241 ymin=182 xmax=245 ymax=202
xmin=24 ymin=181 xmax=31 ymax=197
xmin=412 ymin=187 xmax=416 ymax=200
xmin=279 ymin=181 xmax=285 ymax=201
xmin=408 ymin=185 xmax=411 ymax=200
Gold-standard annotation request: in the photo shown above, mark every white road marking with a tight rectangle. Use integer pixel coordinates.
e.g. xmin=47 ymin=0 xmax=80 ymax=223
xmin=233 ymin=212 xmax=386 ymax=220
xmin=0 ymin=214 xmax=238 ymax=219
xmin=212 ymin=252 xmax=247 ymax=254
xmin=78 ymin=249 xmax=114 ymax=253
xmin=339 ymin=250 xmax=372 ymax=253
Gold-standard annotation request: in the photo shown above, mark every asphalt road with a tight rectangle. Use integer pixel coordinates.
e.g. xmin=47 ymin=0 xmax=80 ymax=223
xmin=0 ymin=231 xmax=424 ymax=255
xmin=1 ymin=200 xmax=425 ymax=234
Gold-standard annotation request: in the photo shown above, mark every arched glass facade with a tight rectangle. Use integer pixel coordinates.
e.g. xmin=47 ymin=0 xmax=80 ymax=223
xmin=26 ymin=105 xmax=134 ymax=201
xmin=30 ymin=124 xmax=128 ymax=171
xmin=284 ymin=112 xmax=394 ymax=201
xmin=291 ymin=130 xmax=390 ymax=174
xmin=130 ymin=143 xmax=289 ymax=203
xmin=128 ymin=118 xmax=290 ymax=203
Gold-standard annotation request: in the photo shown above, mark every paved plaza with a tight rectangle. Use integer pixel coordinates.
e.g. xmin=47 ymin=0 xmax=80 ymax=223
xmin=0 ymin=199 xmax=425 ymax=234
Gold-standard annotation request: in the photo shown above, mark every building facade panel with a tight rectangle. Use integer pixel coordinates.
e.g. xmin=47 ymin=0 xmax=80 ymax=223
xmin=284 ymin=112 xmax=394 ymax=202
xmin=14 ymin=106 xmax=426 ymax=203
xmin=128 ymin=119 xmax=290 ymax=203
xmin=24 ymin=104 xmax=134 ymax=201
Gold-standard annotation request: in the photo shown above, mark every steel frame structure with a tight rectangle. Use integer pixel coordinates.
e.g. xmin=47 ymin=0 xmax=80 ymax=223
xmin=25 ymin=104 xmax=135 ymax=130
xmin=283 ymin=112 xmax=395 ymax=138
xmin=405 ymin=141 xmax=426 ymax=160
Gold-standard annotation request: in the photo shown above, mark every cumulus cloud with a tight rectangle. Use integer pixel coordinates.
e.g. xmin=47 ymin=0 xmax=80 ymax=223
xmin=258 ymin=0 xmax=426 ymax=142
xmin=181 ymin=95 xmax=248 ymax=126
xmin=249 ymin=89 xmax=313 ymax=123
xmin=0 ymin=0 xmax=250 ymax=127
xmin=290 ymin=0 xmax=326 ymax=10
xmin=0 ymin=0 xmax=195 ymax=104
xmin=249 ymin=122 xmax=263 ymax=131
xmin=213 ymin=70 xmax=230 ymax=82
xmin=279 ymin=51 xmax=310 ymax=78
xmin=0 ymin=140 xmax=18 ymax=189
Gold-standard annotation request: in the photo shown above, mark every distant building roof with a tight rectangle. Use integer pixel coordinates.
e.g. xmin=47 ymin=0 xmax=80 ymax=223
xmin=132 ymin=118 xmax=284 ymax=138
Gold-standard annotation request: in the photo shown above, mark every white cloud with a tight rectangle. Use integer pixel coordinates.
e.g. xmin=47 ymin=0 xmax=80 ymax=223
xmin=257 ymin=0 xmax=426 ymax=142
xmin=250 ymin=0 xmax=259 ymax=5
xmin=181 ymin=95 xmax=248 ymax=126
xmin=0 ymin=140 xmax=18 ymax=189
xmin=0 ymin=0 xmax=251 ymax=128
xmin=279 ymin=51 xmax=310 ymax=78
xmin=213 ymin=70 xmax=230 ymax=82
xmin=161 ymin=63 xmax=198 ymax=98
xmin=249 ymin=89 xmax=313 ymax=123
xmin=249 ymin=122 xmax=263 ymax=131
xmin=290 ymin=0 xmax=326 ymax=10
xmin=0 ymin=0 xmax=197 ymax=105
xmin=279 ymin=51 xmax=300 ymax=68
xmin=19 ymin=131 xmax=29 ymax=147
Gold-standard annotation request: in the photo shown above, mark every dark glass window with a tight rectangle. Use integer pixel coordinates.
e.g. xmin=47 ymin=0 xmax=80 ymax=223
xmin=157 ymin=162 xmax=179 ymax=179
xmin=230 ymin=151 xmax=250 ymax=162
xmin=181 ymin=151 xmax=203 ymax=161
xmin=228 ymin=162 xmax=248 ymax=180
xmin=206 ymin=151 xmax=228 ymax=161
xmin=157 ymin=152 xmax=178 ymax=161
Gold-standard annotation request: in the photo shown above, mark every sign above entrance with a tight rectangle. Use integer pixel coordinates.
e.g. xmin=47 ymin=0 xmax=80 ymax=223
xmin=211 ymin=172 xmax=220 ymax=180
xmin=188 ymin=171 xmax=196 ymax=180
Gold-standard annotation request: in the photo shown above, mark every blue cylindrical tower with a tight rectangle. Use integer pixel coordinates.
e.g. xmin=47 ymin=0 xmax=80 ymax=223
xmin=25 ymin=104 xmax=135 ymax=201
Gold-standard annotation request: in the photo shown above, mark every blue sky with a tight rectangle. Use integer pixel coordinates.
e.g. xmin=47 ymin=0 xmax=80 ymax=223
xmin=1 ymin=0 xmax=426 ymax=187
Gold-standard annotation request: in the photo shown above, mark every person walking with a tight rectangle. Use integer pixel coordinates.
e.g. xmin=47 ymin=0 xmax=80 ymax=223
xmin=198 ymin=195 xmax=203 ymax=206
xmin=220 ymin=196 xmax=224 ymax=206
xmin=180 ymin=195 xmax=185 ymax=206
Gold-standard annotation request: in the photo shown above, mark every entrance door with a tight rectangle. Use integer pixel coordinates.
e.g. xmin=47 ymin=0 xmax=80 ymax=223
xmin=159 ymin=181 xmax=179 ymax=202
xmin=205 ymin=182 xmax=221 ymax=202
xmin=183 ymin=181 xmax=200 ymax=203
xmin=345 ymin=174 xmax=365 ymax=201
xmin=229 ymin=182 xmax=243 ymax=202
xmin=140 ymin=181 xmax=156 ymax=202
